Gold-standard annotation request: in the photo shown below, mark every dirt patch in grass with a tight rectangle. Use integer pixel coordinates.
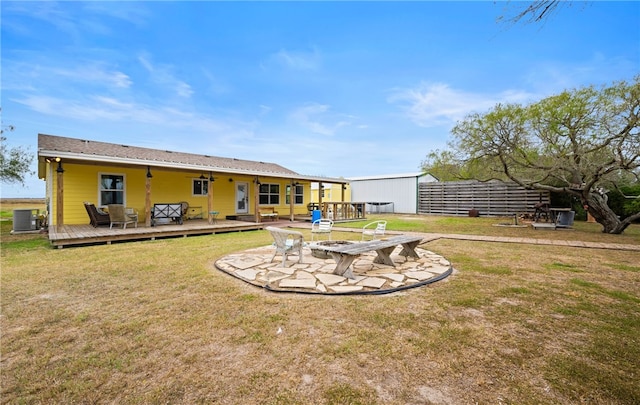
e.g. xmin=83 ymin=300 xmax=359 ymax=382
xmin=1 ymin=218 xmax=639 ymax=404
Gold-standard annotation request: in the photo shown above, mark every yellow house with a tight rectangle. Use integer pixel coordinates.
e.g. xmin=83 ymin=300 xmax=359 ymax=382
xmin=38 ymin=134 xmax=348 ymax=227
xmin=310 ymin=182 xmax=351 ymax=203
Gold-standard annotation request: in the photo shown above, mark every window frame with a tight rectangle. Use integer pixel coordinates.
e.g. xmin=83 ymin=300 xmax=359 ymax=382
xmin=192 ymin=178 xmax=210 ymax=196
xmin=98 ymin=172 xmax=126 ymax=208
xmin=286 ymin=184 xmax=304 ymax=205
xmin=259 ymin=183 xmax=280 ymax=205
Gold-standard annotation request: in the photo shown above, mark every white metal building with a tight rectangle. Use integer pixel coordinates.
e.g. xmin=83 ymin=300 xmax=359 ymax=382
xmin=347 ymin=172 xmax=438 ymax=214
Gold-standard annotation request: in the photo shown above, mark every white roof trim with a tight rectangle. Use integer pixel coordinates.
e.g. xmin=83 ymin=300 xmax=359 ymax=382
xmin=39 ymin=149 xmax=347 ymax=184
xmin=347 ymin=172 xmax=429 ymax=181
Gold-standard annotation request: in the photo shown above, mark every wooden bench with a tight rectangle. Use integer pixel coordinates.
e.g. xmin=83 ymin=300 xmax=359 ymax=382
xmin=151 ymin=203 xmax=184 ymax=226
xmin=259 ymin=207 xmax=279 ymax=222
xmin=313 ymin=235 xmax=423 ymax=279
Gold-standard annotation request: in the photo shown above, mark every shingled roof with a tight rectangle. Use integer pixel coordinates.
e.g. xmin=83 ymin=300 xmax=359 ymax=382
xmin=38 ymin=133 xmax=343 ymax=182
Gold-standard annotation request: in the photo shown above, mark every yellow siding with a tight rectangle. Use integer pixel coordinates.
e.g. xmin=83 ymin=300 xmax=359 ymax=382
xmin=48 ymin=161 xmax=315 ymax=225
xmin=311 ymin=184 xmax=351 ymax=202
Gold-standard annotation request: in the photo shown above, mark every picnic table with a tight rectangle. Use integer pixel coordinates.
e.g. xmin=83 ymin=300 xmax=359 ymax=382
xmin=532 ymin=207 xmax=574 ymax=230
xmin=314 ymin=235 xmax=423 ymax=279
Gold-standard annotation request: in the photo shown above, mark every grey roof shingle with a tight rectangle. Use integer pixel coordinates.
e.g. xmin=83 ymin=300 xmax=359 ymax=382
xmin=38 ymin=133 xmax=300 ymax=176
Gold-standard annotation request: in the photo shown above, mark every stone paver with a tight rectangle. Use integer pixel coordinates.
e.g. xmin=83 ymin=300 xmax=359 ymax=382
xmin=215 ymin=243 xmax=453 ymax=295
xmin=279 ymin=278 xmax=317 ymax=289
xmin=357 ymin=277 xmax=387 ymax=288
xmin=315 ymin=273 xmax=347 ymax=286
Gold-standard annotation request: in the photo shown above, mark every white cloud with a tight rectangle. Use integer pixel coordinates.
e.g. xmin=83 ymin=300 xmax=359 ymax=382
xmin=388 ymin=82 xmax=535 ymax=127
xmin=259 ymin=105 xmax=272 ymax=116
xmin=138 ymin=53 xmax=193 ymax=98
xmin=82 ymin=2 xmax=150 ymax=27
xmin=201 ymin=68 xmax=230 ymax=95
xmin=266 ymin=48 xmax=321 ymax=70
xmin=3 ymin=57 xmax=132 ymax=92
xmin=13 ymin=94 xmax=228 ymax=134
xmin=289 ymin=103 xmax=352 ymax=136
xmin=522 ymin=53 xmax=637 ymax=94
xmin=52 ymin=64 xmax=133 ymax=89
xmin=175 ymin=81 xmax=194 ymax=98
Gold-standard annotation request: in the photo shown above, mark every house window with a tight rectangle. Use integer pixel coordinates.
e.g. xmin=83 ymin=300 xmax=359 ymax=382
xmin=99 ymin=174 xmax=125 ymax=207
xmin=192 ymin=179 xmax=209 ymax=196
xmin=286 ymin=184 xmax=304 ymax=205
xmin=259 ymin=183 xmax=280 ymax=205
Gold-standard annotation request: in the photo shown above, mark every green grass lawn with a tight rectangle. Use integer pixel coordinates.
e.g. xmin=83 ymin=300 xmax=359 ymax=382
xmin=2 ymin=211 xmax=639 ymax=404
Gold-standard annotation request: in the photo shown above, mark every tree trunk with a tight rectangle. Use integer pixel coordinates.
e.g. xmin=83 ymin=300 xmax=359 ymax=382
xmin=584 ymin=193 xmax=629 ymax=234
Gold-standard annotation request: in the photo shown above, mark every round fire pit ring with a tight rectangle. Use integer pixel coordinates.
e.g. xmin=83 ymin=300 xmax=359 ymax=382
xmin=310 ymin=240 xmax=354 ymax=259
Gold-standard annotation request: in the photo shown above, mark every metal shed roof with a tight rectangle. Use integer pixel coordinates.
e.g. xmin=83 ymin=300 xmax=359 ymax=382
xmin=347 ymin=172 xmax=435 ymax=181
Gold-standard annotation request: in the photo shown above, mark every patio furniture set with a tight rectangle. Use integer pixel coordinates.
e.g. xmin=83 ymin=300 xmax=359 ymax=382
xmin=267 ymin=219 xmax=423 ymax=280
xmin=84 ymin=202 xmax=139 ymax=229
xmin=84 ymin=201 xmax=221 ymax=229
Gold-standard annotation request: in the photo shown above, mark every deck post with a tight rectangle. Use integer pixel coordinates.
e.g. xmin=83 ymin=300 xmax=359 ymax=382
xmin=145 ymin=167 xmax=152 ymax=227
xmin=56 ymin=160 xmax=64 ymax=226
xmin=289 ymin=179 xmax=295 ymax=221
xmin=254 ymin=176 xmax=261 ymax=223
xmin=208 ymin=172 xmax=214 ymax=224
xmin=318 ymin=182 xmax=324 ymax=218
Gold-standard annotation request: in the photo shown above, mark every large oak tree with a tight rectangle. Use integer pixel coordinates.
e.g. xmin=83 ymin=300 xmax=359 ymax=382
xmin=423 ymin=77 xmax=640 ymax=234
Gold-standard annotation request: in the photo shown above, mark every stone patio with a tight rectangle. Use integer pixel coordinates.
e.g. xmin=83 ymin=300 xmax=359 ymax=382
xmin=214 ymin=243 xmax=453 ymax=295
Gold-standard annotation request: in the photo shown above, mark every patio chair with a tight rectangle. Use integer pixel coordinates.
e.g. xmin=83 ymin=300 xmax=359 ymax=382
xmin=108 ymin=204 xmax=137 ymax=229
xmin=533 ymin=202 xmax=551 ymax=222
xmin=125 ymin=207 xmax=139 ymax=223
xmin=362 ymin=220 xmax=387 ymax=241
xmin=84 ymin=202 xmax=110 ymax=227
xmin=180 ymin=201 xmax=189 ymax=222
xmin=266 ymin=226 xmax=304 ymax=267
xmin=311 ymin=218 xmax=333 ymax=242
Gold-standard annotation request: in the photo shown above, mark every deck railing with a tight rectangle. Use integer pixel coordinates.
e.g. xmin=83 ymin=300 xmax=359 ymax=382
xmin=321 ymin=202 xmax=366 ymax=221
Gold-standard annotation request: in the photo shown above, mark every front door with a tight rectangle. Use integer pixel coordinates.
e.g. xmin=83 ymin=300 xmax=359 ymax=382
xmin=235 ymin=182 xmax=249 ymax=214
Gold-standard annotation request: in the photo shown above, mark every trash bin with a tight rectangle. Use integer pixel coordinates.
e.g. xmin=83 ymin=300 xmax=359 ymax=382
xmin=312 ymin=210 xmax=322 ymax=222
xmin=557 ymin=210 xmax=575 ymax=228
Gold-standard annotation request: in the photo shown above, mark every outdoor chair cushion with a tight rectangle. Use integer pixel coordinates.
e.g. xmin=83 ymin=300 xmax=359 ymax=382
xmin=84 ymin=202 xmax=110 ymax=227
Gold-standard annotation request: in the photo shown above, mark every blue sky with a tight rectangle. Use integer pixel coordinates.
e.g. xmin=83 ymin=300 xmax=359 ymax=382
xmin=2 ymin=1 xmax=639 ymax=198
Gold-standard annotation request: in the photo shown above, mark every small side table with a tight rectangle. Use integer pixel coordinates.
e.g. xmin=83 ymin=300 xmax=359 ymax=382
xmin=209 ymin=211 xmax=219 ymax=224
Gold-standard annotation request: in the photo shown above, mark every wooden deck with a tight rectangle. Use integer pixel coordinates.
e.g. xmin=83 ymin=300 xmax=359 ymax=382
xmin=48 ymin=219 xmax=276 ymax=248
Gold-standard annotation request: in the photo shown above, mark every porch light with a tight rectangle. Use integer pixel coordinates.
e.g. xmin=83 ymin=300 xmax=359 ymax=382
xmin=228 ymin=178 xmax=233 ymax=182
xmin=146 ymin=166 xmax=153 ymax=178
xmin=56 ymin=160 xmax=64 ymax=173
xmin=209 ymin=173 xmax=215 ymax=182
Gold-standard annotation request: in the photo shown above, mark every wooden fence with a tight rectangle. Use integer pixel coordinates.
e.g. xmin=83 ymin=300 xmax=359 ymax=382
xmin=418 ymin=180 xmax=550 ymax=217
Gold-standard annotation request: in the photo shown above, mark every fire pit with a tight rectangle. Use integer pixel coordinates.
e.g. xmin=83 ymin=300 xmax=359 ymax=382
xmin=310 ymin=240 xmax=354 ymax=259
